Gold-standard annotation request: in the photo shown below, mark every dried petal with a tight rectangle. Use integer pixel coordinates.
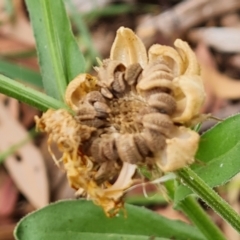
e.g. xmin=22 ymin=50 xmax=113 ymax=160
xmin=65 ymin=74 xmax=98 ymax=111
xmin=104 ymin=162 xmax=136 ymax=194
xmin=172 ymin=75 xmax=205 ymax=124
xmin=110 ymin=27 xmax=148 ymax=68
xmin=174 ymin=39 xmax=200 ymax=75
xmin=156 ymin=127 xmax=199 ymax=172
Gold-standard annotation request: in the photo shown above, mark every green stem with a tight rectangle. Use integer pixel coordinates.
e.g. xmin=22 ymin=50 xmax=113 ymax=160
xmin=177 ymin=167 xmax=240 ymax=233
xmin=0 ymin=74 xmax=68 ymax=111
xmin=165 ymin=181 xmax=226 ymax=240
xmin=179 ymin=197 xmax=226 ymax=240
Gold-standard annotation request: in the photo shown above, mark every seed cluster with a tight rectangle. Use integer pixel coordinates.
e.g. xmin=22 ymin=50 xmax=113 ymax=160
xmin=74 ymin=58 xmax=178 ymax=184
xmin=35 ymin=27 xmax=205 ymax=215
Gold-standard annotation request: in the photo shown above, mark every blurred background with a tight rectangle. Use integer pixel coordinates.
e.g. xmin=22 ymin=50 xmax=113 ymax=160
xmin=0 ymin=0 xmax=240 ymax=239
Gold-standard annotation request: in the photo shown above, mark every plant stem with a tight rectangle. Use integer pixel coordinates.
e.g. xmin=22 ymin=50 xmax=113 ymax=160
xmin=177 ymin=167 xmax=240 ymax=233
xmin=179 ymin=196 xmax=226 ymax=240
xmin=165 ymin=181 xmax=226 ymax=240
xmin=0 ymin=74 xmax=68 ymax=111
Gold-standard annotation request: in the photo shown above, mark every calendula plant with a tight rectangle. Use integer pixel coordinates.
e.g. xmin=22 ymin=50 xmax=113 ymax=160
xmin=0 ymin=1 xmax=239 ymax=240
xmin=35 ymin=27 xmax=205 ymax=217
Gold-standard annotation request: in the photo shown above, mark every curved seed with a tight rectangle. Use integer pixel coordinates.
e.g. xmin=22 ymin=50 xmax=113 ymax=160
xmin=116 ymin=134 xmax=143 ymax=164
xmin=143 ymin=88 xmax=172 ymax=99
xmin=137 ymin=78 xmax=173 ymax=92
xmin=144 ymin=70 xmax=173 ymax=82
xmin=102 ymin=138 xmax=119 ymax=161
xmin=95 ymin=161 xmax=119 ymax=183
xmin=134 ymin=134 xmax=150 ymax=157
xmin=148 ymin=44 xmax=184 ymax=76
xmin=98 ymin=59 xmax=126 ymax=88
xmin=142 ymin=113 xmax=173 ymax=137
xmin=142 ymin=59 xmax=172 ymax=77
xmin=125 ymin=63 xmax=143 ymax=85
xmin=76 ymin=103 xmax=96 ymax=120
xmin=90 ymin=138 xmax=106 ymax=162
xmin=80 ymin=118 xmax=107 ymax=128
xmin=93 ymin=102 xmax=111 ymax=118
xmin=142 ymin=129 xmax=166 ymax=153
xmin=136 ymin=107 xmax=158 ymax=123
xmin=148 ymin=93 xmax=176 ymax=115
xmin=86 ymin=91 xmax=106 ymax=104
xmin=112 ymin=72 xmax=126 ymax=93
xmin=101 ymin=87 xmax=113 ymax=99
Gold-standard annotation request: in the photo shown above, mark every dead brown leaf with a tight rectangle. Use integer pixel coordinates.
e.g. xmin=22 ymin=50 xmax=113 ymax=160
xmin=137 ymin=0 xmax=240 ymax=40
xmin=0 ymin=98 xmax=49 ymax=209
xmin=196 ymin=43 xmax=240 ymax=102
xmin=0 ymin=168 xmax=18 ymax=217
xmin=0 ymin=0 xmax=35 ymax=46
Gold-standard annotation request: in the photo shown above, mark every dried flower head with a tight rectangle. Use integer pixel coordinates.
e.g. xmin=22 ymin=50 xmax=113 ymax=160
xmin=35 ymin=27 xmax=205 ymax=216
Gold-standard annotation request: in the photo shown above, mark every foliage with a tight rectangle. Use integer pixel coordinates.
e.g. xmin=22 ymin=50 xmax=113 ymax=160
xmin=0 ymin=1 xmax=239 ymax=240
xmin=14 ymin=200 xmax=206 ymax=240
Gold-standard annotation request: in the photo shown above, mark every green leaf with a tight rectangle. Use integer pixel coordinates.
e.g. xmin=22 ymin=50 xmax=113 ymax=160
xmin=19 ymin=232 xmax=169 ymax=240
xmin=126 ymin=193 xmax=166 ymax=206
xmin=0 ymin=74 xmax=68 ymax=111
xmin=25 ymin=0 xmax=85 ymax=100
xmin=0 ymin=59 xmax=43 ymax=88
xmin=175 ymin=114 xmax=240 ymax=203
xmin=1 ymin=49 xmax=36 ymax=59
xmin=65 ymin=0 xmax=99 ymax=64
xmin=82 ymin=4 xmax=133 ymax=23
xmin=14 ymin=200 xmax=206 ymax=240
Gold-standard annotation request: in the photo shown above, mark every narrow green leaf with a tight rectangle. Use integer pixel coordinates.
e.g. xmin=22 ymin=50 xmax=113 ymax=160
xmin=0 ymin=74 xmax=68 ymax=111
xmin=0 ymin=59 xmax=43 ymax=88
xmin=14 ymin=200 xmax=206 ymax=240
xmin=66 ymin=0 xmax=99 ymax=62
xmin=1 ymin=49 xmax=36 ymax=59
xmin=25 ymin=0 xmax=85 ymax=100
xmin=175 ymin=114 xmax=240 ymax=203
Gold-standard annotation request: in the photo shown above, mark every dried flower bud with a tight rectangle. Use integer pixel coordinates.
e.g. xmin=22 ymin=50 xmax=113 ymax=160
xmin=35 ymin=27 xmax=205 ymax=216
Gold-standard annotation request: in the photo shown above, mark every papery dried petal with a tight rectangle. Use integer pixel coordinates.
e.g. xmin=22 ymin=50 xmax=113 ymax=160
xmin=65 ymin=74 xmax=98 ymax=111
xmin=105 ymin=162 xmax=136 ymax=192
xmin=35 ymin=109 xmax=95 ymax=165
xmin=156 ymin=127 xmax=199 ymax=172
xmin=174 ymin=39 xmax=200 ymax=75
xmin=172 ymin=75 xmax=205 ymax=123
xmin=110 ymin=27 xmax=148 ymax=68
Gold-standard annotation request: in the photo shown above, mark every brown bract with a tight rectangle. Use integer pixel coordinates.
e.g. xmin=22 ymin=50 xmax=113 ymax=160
xmin=35 ymin=27 xmax=205 ymax=216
